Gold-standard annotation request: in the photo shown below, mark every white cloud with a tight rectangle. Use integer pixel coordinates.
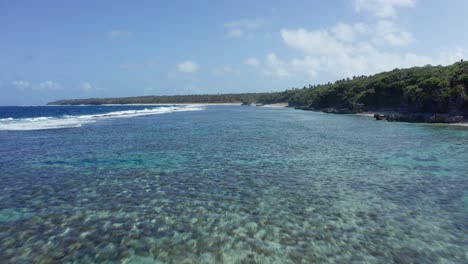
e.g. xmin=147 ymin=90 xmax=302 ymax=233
xmin=281 ymin=28 xmax=349 ymax=55
xmin=375 ymin=20 xmax=414 ymax=46
xmin=79 ymin=81 xmax=94 ymax=92
xmin=261 ymin=53 xmax=293 ymax=78
xmin=107 ymin=30 xmax=133 ymax=39
xmin=250 ymin=20 xmax=465 ymax=80
xmin=245 ymin=1 xmax=465 ymax=81
xmin=331 ymin=22 xmax=368 ymax=42
xmin=245 ymin=54 xmax=320 ymax=79
xmin=226 ymin=29 xmax=244 ymax=38
xmin=178 ymin=60 xmax=199 ymax=73
xmin=281 ymin=21 xmax=417 ymax=55
xmin=224 ymin=18 xmax=266 ymax=39
xmin=281 ymin=26 xmax=425 ymax=77
xmin=12 ymin=80 xmax=61 ymax=91
xmin=12 ymin=80 xmax=31 ymax=89
xmin=37 ymin=81 xmax=61 ymax=90
xmin=290 ymin=56 xmax=321 ymax=78
xmin=246 ymin=57 xmax=260 ymax=67
xmin=437 ymin=48 xmax=466 ymax=65
xmin=225 ymin=18 xmax=266 ymax=30
xmin=354 ymin=0 xmax=415 ymax=17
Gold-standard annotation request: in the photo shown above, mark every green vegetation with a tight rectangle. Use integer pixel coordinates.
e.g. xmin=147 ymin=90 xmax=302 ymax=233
xmin=257 ymin=60 xmax=468 ymax=116
xmin=49 ymin=61 xmax=468 ymax=118
xmin=48 ymin=93 xmax=280 ymax=105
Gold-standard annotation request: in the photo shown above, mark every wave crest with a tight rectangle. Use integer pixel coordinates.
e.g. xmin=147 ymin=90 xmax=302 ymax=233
xmin=0 ymin=105 xmax=204 ymax=131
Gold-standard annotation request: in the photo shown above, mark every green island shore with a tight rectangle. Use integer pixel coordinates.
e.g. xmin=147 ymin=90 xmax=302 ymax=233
xmin=48 ymin=60 xmax=468 ymax=124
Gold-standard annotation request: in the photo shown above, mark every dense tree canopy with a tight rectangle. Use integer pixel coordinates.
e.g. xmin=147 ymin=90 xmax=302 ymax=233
xmin=258 ymin=60 xmax=468 ymax=115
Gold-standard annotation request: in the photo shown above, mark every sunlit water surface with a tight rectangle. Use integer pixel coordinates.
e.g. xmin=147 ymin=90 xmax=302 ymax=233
xmin=0 ymin=106 xmax=467 ymax=263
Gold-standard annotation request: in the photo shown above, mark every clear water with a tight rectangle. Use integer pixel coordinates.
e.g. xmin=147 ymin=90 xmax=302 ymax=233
xmin=0 ymin=106 xmax=467 ymax=263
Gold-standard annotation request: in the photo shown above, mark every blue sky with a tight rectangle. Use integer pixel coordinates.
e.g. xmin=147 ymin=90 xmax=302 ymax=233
xmin=1 ymin=0 xmax=467 ymax=105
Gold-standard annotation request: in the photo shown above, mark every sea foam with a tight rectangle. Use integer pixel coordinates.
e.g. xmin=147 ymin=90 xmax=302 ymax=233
xmin=0 ymin=105 xmax=204 ymax=131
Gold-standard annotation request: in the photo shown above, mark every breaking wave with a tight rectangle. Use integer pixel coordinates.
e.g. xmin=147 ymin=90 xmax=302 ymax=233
xmin=0 ymin=105 xmax=204 ymax=131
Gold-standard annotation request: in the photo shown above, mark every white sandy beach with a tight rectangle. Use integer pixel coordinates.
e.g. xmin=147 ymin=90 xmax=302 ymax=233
xmin=261 ymin=103 xmax=288 ymax=108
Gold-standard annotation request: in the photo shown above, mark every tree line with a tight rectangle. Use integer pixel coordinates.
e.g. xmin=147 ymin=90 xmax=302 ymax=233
xmin=50 ymin=60 xmax=468 ymax=116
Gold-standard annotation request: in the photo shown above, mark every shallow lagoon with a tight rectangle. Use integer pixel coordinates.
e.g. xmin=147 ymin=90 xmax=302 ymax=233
xmin=0 ymin=106 xmax=467 ymax=263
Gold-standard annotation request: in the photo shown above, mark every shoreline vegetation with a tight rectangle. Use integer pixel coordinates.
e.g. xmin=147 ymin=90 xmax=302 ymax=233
xmin=48 ymin=60 xmax=468 ymax=124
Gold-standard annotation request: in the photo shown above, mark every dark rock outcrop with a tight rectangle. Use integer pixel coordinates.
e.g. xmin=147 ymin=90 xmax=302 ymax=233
xmin=322 ymin=108 xmax=359 ymax=114
xmin=374 ymin=114 xmax=384 ymax=120
xmin=374 ymin=113 xmax=464 ymax=123
xmin=294 ymin=106 xmax=316 ymax=111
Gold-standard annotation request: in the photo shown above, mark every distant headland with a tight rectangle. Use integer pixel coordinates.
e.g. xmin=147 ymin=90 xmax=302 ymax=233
xmin=48 ymin=60 xmax=468 ymax=124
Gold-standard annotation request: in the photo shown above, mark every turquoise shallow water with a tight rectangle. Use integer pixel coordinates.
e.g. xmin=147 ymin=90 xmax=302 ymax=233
xmin=0 ymin=106 xmax=467 ymax=263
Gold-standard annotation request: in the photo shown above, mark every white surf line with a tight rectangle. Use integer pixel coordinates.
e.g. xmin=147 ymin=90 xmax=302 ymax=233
xmin=0 ymin=105 xmax=204 ymax=131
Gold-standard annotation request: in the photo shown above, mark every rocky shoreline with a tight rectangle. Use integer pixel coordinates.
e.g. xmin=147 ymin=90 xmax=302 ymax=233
xmin=294 ymin=106 xmax=466 ymax=124
xmin=294 ymin=106 xmax=361 ymax=115
xmin=373 ymin=113 xmax=464 ymax=123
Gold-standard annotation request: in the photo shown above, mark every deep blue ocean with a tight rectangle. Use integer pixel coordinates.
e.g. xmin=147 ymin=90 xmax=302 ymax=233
xmin=0 ymin=105 xmax=467 ymax=263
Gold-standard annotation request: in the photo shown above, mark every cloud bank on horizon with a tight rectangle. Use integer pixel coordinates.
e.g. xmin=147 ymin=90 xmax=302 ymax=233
xmin=0 ymin=0 xmax=466 ymax=105
xmin=247 ymin=0 xmax=464 ymax=79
